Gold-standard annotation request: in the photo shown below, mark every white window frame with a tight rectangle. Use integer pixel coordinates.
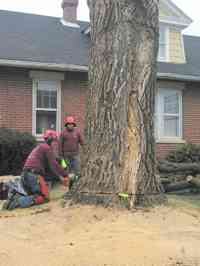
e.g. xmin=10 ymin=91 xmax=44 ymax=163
xmin=155 ymin=88 xmax=183 ymax=142
xmin=180 ymin=30 xmax=186 ymax=63
xmin=32 ymin=79 xmax=61 ymax=140
xmin=158 ymin=24 xmax=169 ymax=62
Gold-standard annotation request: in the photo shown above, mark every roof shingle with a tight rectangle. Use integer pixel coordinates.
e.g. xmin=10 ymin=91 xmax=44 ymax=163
xmin=0 ymin=10 xmax=200 ymax=79
xmin=0 ymin=10 xmax=90 ymax=66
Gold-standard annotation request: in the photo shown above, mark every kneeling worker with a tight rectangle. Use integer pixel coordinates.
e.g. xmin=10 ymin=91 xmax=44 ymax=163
xmin=4 ymin=130 xmax=68 ymax=210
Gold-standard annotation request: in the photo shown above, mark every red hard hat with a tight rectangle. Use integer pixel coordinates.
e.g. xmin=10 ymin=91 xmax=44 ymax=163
xmin=64 ymin=116 xmax=76 ymax=125
xmin=43 ymin=129 xmax=58 ymax=140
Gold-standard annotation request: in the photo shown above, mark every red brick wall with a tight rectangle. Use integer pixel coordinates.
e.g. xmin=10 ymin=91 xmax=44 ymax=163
xmin=0 ymin=68 xmax=88 ymax=135
xmin=183 ymin=83 xmax=200 ymax=144
xmin=0 ymin=67 xmax=32 ymax=132
xmin=61 ymin=71 xmax=88 ymax=133
xmin=156 ymin=143 xmax=181 ymax=159
xmin=156 ymin=82 xmax=200 ymax=159
xmin=1 ymin=67 xmax=200 ymax=160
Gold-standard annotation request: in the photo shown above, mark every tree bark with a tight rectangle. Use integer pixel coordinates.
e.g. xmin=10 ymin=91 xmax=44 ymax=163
xmin=73 ymin=0 xmax=165 ymax=207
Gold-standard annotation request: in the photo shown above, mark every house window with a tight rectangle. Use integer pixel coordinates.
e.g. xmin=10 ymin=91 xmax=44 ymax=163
xmin=158 ymin=25 xmax=168 ymax=62
xmin=155 ymin=88 xmax=182 ymax=139
xmin=33 ymin=80 xmax=61 ymax=137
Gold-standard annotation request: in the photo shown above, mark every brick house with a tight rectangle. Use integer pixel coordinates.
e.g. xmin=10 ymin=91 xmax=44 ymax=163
xmin=0 ymin=0 xmax=200 ymax=159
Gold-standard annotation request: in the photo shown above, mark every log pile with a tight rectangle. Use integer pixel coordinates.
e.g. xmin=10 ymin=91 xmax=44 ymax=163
xmin=158 ymin=161 xmax=200 ymax=194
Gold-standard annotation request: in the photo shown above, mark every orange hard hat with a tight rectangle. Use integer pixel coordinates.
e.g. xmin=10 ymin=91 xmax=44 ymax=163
xmin=43 ymin=129 xmax=58 ymax=140
xmin=64 ymin=116 xmax=76 ymax=126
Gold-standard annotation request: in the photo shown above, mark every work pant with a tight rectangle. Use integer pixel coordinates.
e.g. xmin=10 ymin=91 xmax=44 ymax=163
xmin=18 ymin=173 xmax=49 ymax=208
xmin=3 ymin=175 xmax=49 ymax=210
xmin=64 ymin=154 xmax=80 ymax=176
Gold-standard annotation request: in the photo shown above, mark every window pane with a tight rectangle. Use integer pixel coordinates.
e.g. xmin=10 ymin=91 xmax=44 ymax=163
xmin=164 ymin=115 xmax=179 ymax=137
xmin=163 ymin=91 xmax=179 ymax=114
xmin=154 ymin=114 xmax=158 ymax=138
xmin=37 ymin=90 xmax=57 ymax=109
xmin=158 ymin=26 xmax=167 ymax=61
xmin=158 ymin=44 xmax=166 ymax=60
xmin=36 ymin=110 xmax=56 ymax=134
xmin=159 ymin=26 xmax=166 ymax=43
xmin=155 ymin=88 xmax=182 ymax=139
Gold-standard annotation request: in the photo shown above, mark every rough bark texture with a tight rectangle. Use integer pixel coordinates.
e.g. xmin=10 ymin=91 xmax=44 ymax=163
xmin=73 ymin=0 xmax=165 ymax=207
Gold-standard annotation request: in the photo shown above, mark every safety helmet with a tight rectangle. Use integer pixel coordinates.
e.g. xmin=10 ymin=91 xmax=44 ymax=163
xmin=43 ymin=129 xmax=58 ymax=141
xmin=64 ymin=116 xmax=76 ymax=126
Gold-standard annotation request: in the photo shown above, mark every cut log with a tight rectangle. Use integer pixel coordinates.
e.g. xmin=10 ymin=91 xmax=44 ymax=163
xmin=160 ymin=174 xmax=190 ymax=184
xmin=158 ymin=162 xmax=200 ymax=175
xmin=160 ymin=178 xmax=171 ymax=185
xmin=187 ymin=176 xmax=200 ymax=189
xmin=164 ymin=181 xmax=192 ymax=193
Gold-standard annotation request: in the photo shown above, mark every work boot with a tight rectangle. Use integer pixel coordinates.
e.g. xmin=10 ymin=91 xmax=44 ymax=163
xmin=2 ymin=194 xmax=20 ymax=210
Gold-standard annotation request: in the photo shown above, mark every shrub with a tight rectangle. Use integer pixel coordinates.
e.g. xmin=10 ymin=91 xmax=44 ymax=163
xmin=0 ymin=128 xmax=37 ymax=175
xmin=166 ymin=143 xmax=200 ymax=163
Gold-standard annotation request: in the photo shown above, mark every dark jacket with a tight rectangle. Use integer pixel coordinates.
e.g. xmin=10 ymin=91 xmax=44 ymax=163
xmin=59 ymin=127 xmax=84 ymax=157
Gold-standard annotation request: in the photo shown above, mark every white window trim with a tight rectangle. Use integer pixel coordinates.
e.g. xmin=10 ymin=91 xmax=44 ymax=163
xmin=180 ymin=33 xmax=186 ymax=63
xmin=32 ymin=79 xmax=61 ymax=140
xmin=158 ymin=25 xmax=170 ymax=62
xmin=156 ymin=88 xmax=183 ymax=143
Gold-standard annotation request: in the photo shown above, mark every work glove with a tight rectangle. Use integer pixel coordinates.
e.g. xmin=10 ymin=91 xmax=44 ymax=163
xmin=34 ymin=195 xmax=46 ymax=205
xmin=61 ymin=159 xmax=67 ymax=169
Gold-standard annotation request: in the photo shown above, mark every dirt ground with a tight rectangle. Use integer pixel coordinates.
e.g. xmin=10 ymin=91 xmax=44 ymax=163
xmin=1 ymin=178 xmax=200 ymax=266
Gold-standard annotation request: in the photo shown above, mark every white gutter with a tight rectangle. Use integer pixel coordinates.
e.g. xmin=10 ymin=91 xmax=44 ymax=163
xmin=157 ymin=72 xmax=200 ymax=82
xmin=0 ymin=59 xmax=88 ymax=72
xmin=0 ymin=59 xmax=199 ymax=82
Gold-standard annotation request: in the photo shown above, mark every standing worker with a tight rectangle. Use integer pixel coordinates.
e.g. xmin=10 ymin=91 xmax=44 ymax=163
xmin=59 ymin=116 xmax=84 ymax=177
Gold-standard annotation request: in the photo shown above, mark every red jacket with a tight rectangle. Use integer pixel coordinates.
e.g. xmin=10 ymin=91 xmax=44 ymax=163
xmin=24 ymin=143 xmax=68 ymax=178
xmin=59 ymin=127 xmax=84 ymax=157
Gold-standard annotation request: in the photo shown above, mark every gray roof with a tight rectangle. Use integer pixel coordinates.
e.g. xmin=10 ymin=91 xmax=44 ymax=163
xmin=0 ymin=10 xmax=90 ymax=66
xmin=0 ymin=10 xmax=200 ymax=80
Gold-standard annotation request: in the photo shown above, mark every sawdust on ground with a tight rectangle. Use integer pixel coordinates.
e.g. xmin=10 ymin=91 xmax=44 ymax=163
xmin=0 ymin=178 xmax=200 ymax=266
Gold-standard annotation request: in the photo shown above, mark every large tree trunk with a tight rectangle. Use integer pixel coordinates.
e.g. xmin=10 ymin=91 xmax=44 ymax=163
xmin=73 ymin=0 xmax=165 ymax=207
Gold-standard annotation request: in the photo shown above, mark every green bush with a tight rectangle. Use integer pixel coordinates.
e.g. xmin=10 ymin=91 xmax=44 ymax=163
xmin=0 ymin=128 xmax=37 ymax=175
xmin=166 ymin=143 xmax=200 ymax=163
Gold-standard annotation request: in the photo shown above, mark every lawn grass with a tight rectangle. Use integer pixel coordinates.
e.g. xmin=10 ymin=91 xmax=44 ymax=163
xmin=167 ymin=193 xmax=200 ymax=212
